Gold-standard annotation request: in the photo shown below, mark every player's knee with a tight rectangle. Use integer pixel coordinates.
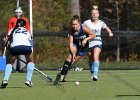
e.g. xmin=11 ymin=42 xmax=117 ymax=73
xmin=27 ymin=52 xmax=33 ymax=62
xmin=66 ymin=55 xmax=72 ymax=62
xmin=93 ymin=55 xmax=99 ymax=60
xmin=27 ymin=62 xmax=35 ymax=71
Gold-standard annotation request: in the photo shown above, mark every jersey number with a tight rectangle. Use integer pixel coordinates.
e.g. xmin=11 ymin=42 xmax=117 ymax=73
xmin=15 ymin=28 xmax=28 ymax=34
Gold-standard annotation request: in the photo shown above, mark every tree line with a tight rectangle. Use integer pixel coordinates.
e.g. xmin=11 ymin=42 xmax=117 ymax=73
xmin=0 ymin=0 xmax=140 ymax=33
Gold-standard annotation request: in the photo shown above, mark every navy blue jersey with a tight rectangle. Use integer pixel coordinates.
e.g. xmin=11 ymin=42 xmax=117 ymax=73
xmin=70 ymin=25 xmax=89 ymax=50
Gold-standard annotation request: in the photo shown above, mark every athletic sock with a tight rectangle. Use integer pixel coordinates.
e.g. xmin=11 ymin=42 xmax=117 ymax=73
xmin=3 ymin=64 xmax=12 ymax=81
xmin=91 ymin=61 xmax=99 ymax=78
xmin=60 ymin=60 xmax=71 ymax=75
xmin=26 ymin=62 xmax=35 ymax=81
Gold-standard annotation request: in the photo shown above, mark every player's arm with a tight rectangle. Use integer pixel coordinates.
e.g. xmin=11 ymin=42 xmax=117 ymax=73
xmin=69 ymin=32 xmax=77 ymax=61
xmin=27 ymin=31 xmax=33 ymax=47
xmin=82 ymin=26 xmax=96 ymax=46
xmin=23 ymin=17 xmax=31 ymax=33
xmin=5 ymin=28 xmax=13 ymax=47
xmin=69 ymin=32 xmax=75 ymax=54
xmin=105 ymin=26 xmax=113 ymax=37
xmin=6 ymin=19 xmax=13 ymax=38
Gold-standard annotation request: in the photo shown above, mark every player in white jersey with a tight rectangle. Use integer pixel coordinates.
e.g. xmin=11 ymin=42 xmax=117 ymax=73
xmin=8 ymin=25 xmax=31 ymax=48
xmin=83 ymin=9 xmax=113 ymax=81
xmin=1 ymin=19 xmax=34 ymax=88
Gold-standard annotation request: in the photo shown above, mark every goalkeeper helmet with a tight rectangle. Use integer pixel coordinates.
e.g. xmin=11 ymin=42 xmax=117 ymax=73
xmin=15 ymin=7 xmax=23 ymax=18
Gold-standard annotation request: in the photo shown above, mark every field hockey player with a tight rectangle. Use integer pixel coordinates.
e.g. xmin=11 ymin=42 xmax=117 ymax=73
xmin=1 ymin=19 xmax=34 ymax=88
xmin=54 ymin=15 xmax=96 ymax=85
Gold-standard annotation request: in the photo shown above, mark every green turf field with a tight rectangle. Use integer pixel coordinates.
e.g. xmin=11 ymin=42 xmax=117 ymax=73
xmin=0 ymin=70 xmax=140 ymax=100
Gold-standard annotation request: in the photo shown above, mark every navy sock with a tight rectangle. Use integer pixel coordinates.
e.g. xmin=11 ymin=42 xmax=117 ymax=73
xmin=60 ymin=60 xmax=71 ymax=75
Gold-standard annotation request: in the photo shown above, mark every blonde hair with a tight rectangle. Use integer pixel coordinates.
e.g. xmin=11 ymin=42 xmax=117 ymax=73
xmin=92 ymin=5 xmax=98 ymax=10
xmin=91 ymin=9 xmax=99 ymax=14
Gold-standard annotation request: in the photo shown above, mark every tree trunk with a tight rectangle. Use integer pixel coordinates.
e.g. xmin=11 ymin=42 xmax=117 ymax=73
xmin=71 ymin=0 xmax=80 ymax=17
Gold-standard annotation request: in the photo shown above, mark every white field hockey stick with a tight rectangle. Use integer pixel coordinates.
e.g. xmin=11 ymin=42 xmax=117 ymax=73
xmin=3 ymin=47 xmax=7 ymax=58
xmin=34 ymin=67 xmax=52 ymax=81
xmin=18 ymin=58 xmax=52 ymax=82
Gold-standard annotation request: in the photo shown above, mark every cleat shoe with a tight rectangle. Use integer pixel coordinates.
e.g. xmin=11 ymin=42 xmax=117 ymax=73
xmin=61 ymin=78 xmax=67 ymax=82
xmin=25 ymin=81 xmax=33 ymax=87
xmin=54 ymin=74 xmax=61 ymax=85
xmin=1 ymin=80 xmax=8 ymax=88
xmin=93 ymin=76 xmax=98 ymax=81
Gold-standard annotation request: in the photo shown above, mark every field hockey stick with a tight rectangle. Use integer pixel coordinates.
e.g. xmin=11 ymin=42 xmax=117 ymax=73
xmin=71 ymin=46 xmax=83 ymax=63
xmin=3 ymin=47 xmax=7 ymax=58
xmin=69 ymin=46 xmax=84 ymax=82
xmin=3 ymin=37 xmax=9 ymax=57
xmin=70 ymin=46 xmax=84 ymax=69
xmin=18 ymin=58 xmax=52 ymax=82
xmin=34 ymin=67 xmax=52 ymax=81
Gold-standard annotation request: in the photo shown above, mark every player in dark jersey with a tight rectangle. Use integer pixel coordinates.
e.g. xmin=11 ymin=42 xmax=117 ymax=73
xmin=54 ymin=15 xmax=96 ymax=85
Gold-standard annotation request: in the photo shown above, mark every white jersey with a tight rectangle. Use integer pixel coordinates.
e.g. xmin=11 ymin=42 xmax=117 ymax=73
xmin=8 ymin=27 xmax=32 ymax=48
xmin=83 ymin=19 xmax=107 ymax=48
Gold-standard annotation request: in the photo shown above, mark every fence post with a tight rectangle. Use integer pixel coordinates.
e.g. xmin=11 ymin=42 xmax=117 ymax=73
xmin=116 ymin=1 xmax=120 ymax=62
xmin=117 ymin=36 xmax=120 ymax=62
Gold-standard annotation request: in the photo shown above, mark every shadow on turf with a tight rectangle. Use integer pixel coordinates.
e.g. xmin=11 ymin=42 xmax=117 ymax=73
xmin=116 ymin=95 xmax=140 ymax=97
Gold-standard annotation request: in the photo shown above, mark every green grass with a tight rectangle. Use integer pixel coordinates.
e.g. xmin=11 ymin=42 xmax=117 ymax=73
xmin=0 ymin=70 xmax=140 ymax=100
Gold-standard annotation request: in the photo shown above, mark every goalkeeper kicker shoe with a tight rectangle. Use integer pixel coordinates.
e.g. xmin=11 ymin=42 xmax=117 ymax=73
xmin=1 ymin=80 xmax=8 ymax=88
xmin=25 ymin=81 xmax=33 ymax=87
